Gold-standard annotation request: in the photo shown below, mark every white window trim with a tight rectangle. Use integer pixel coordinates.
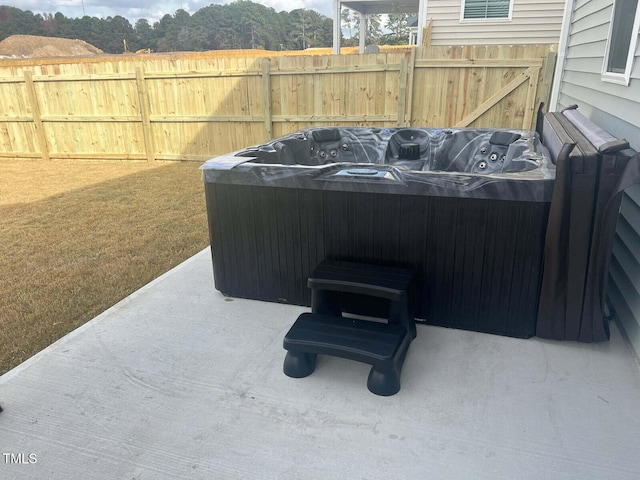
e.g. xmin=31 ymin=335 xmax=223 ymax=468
xmin=601 ymin=0 xmax=640 ymax=86
xmin=459 ymin=0 xmax=514 ymax=23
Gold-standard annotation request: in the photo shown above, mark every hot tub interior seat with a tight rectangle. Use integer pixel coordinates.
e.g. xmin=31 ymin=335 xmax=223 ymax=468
xmin=384 ymin=128 xmax=540 ymax=173
xmin=236 ymin=127 xmax=546 ymax=174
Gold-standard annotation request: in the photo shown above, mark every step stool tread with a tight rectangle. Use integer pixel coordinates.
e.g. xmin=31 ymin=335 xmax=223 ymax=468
xmin=308 ymin=260 xmax=414 ymax=300
xmin=284 ymin=313 xmax=407 ymax=362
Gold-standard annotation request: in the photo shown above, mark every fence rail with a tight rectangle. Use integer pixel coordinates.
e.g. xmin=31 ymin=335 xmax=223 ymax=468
xmin=0 ymin=44 xmax=556 ymax=162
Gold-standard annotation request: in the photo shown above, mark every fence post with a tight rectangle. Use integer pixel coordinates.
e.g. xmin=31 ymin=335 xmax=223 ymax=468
xmin=538 ymin=51 xmax=558 ymax=114
xmin=262 ymin=58 xmax=273 ymax=141
xmin=523 ymin=67 xmax=540 ymax=130
xmin=24 ymin=71 xmax=50 ymax=161
xmin=398 ymin=57 xmax=408 ymax=127
xmin=404 ymin=48 xmax=417 ymax=127
xmin=422 ymin=19 xmax=433 ymax=48
xmin=135 ymin=67 xmax=155 ymax=163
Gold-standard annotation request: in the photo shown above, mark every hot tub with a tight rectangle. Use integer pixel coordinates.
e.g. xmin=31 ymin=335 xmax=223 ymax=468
xmin=202 ymin=127 xmax=555 ymax=338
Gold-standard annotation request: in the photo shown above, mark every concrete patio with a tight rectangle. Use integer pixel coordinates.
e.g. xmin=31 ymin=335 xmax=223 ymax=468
xmin=1 ymin=248 xmax=640 ymax=479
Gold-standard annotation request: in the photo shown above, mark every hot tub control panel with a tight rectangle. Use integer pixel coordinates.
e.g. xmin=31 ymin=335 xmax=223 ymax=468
xmin=324 ymin=167 xmax=402 ymax=183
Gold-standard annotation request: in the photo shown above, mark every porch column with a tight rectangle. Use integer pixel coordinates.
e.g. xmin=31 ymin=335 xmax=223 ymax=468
xmin=333 ymin=0 xmax=341 ymax=54
xmin=359 ymin=12 xmax=367 ymax=53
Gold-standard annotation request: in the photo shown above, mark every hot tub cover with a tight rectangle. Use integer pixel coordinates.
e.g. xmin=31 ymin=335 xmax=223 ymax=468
xmin=536 ymin=107 xmax=640 ymax=342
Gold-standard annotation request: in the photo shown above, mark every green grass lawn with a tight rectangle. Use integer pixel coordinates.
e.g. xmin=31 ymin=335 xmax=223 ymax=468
xmin=0 ymin=160 xmax=210 ymax=375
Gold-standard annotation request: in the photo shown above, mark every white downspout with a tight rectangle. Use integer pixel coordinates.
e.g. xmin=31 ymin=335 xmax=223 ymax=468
xmin=417 ymin=0 xmax=427 ymax=46
xmin=549 ymin=0 xmax=576 ymax=111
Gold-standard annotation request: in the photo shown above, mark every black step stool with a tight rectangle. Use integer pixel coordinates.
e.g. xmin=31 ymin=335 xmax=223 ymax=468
xmin=283 ymin=260 xmax=415 ymax=396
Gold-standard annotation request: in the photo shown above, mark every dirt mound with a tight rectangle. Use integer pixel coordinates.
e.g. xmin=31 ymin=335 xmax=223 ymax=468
xmin=0 ymin=35 xmax=103 ymax=58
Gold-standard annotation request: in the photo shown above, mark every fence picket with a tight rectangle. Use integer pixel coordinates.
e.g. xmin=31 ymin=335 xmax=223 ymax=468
xmin=23 ymin=71 xmax=49 ymax=161
xmin=135 ymin=68 xmax=155 ymax=163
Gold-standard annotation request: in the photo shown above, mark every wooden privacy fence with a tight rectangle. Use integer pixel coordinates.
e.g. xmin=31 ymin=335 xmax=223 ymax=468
xmin=0 ymin=45 xmax=556 ymax=162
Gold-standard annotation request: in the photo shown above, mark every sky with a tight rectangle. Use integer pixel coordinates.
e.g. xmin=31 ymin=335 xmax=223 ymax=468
xmin=0 ymin=0 xmax=334 ymax=25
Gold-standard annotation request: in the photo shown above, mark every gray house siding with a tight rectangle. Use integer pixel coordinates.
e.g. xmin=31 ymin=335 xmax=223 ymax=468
xmin=556 ymin=0 xmax=640 ymax=352
xmin=424 ymin=0 xmax=564 ymax=45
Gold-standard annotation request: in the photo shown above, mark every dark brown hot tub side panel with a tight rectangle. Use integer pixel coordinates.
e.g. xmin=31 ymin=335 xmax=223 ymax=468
xmin=204 ymin=181 xmax=549 ymax=338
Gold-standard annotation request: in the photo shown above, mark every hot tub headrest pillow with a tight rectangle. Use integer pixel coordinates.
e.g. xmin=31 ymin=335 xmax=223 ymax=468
xmin=311 ymin=128 xmax=341 ymax=143
xmin=489 ymin=131 xmax=522 ymax=146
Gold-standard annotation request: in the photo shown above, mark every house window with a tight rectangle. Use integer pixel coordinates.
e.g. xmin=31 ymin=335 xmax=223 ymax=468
xmin=602 ymin=0 xmax=640 ymax=85
xmin=462 ymin=0 xmax=512 ymax=20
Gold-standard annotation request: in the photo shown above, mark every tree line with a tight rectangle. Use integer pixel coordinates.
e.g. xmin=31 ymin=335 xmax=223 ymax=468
xmin=0 ymin=1 xmax=411 ymax=54
xmin=341 ymin=11 xmax=411 ymax=47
